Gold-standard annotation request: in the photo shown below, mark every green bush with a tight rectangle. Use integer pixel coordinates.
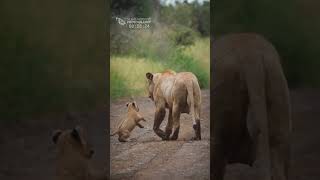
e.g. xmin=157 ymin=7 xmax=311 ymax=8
xmin=110 ymin=56 xmax=165 ymax=99
xmin=170 ymin=25 xmax=196 ymax=47
xmin=110 ymin=70 xmax=129 ymax=99
xmin=159 ymin=1 xmax=210 ymax=37
xmin=167 ymin=49 xmax=209 ymax=88
xmin=133 ymin=28 xmax=175 ymax=61
xmin=110 ymin=26 xmax=135 ymax=55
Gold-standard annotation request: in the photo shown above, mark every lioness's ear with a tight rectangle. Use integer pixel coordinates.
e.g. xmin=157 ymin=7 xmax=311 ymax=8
xmin=71 ymin=128 xmax=81 ymax=143
xmin=126 ymin=102 xmax=129 ymax=107
xmin=52 ymin=130 xmax=62 ymax=144
xmin=146 ymin=72 xmax=153 ymax=80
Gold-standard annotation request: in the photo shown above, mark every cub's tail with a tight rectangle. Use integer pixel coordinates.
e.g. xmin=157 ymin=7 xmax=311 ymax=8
xmin=110 ymin=130 xmax=118 ymax=136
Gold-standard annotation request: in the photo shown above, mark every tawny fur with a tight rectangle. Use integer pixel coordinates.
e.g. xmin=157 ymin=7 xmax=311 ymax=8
xmin=52 ymin=127 xmax=107 ymax=180
xmin=146 ymin=70 xmax=202 ymax=141
xmin=211 ymin=33 xmax=292 ymax=180
xmin=111 ymin=102 xmax=146 ymax=142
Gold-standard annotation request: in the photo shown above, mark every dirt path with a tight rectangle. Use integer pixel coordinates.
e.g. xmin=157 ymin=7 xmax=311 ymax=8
xmin=0 ymin=89 xmax=319 ymax=180
xmin=110 ymin=89 xmax=320 ymax=180
xmin=110 ymin=90 xmax=210 ymax=180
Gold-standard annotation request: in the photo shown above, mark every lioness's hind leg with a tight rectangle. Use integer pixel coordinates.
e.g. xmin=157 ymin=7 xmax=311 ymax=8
xmin=165 ymin=109 xmax=173 ymax=140
xmin=192 ymin=119 xmax=201 ymax=140
xmin=170 ymin=104 xmax=181 ymax=140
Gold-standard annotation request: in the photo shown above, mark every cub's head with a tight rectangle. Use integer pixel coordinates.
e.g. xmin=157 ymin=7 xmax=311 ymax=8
xmin=126 ymin=101 xmax=139 ymax=112
xmin=52 ymin=126 xmax=94 ymax=159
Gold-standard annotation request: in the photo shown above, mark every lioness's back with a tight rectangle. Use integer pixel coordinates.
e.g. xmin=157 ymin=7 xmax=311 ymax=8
xmin=212 ymin=33 xmax=279 ymax=63
xmin=212 ymin=33 xmax=289 ymax=112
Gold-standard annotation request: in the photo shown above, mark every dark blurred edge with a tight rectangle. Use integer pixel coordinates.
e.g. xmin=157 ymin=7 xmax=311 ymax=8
xmin=210 ymin=1 xmax=215 ymax=179
xmin=106 ymin=0 xmax=110 ymax=178
xmin=210 ymin=0 xmax=320 ymax=179
xmin=106 ymin=0 xmax=110 ymax=179
xmin=210 ymin=0 xmax=320 ymax=89
xmin=0 ymin=0 xmax=110 ymax=177
xmin=0 ymin=0 xmax=108 ymax=120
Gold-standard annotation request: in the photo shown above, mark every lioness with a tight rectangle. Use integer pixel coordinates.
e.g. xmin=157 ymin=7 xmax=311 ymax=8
xmin=110 ymin=101 xmax=146 ymax=142
xmin=52 ymin=126 xmax=107 ymax=180
xmin=146 ymin=70 xmax=201 ymax=140
xmin=211 ymin=33 xmax=291 ymax=180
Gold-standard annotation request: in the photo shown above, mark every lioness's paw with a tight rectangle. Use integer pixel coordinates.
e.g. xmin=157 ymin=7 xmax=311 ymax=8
xmin=161 ymin=136 xmax=170 ymax=141
xmin=170 ymin=135 xmax=178 ymax=141
xmin=191 ymin=136 xmax=201 ymax=141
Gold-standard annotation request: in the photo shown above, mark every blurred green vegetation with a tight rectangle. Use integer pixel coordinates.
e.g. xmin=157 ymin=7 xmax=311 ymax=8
xmin=160 ymin=1 xmax=210 ymax=36
xmin=110 ymin=56 xmax=165 ymax=98
xmin=213 ymin=0 xmax=320 ymax=88
xmin=0 ymin=1 xmax=107 ymax=121
xmin=110 ymin=37 xmax=210 ymax=99
xmin=110 ymin=1 xmax=210 ymax=99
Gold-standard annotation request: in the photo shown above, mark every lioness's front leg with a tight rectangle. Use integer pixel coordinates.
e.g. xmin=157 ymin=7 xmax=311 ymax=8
xmin=153 ymin=107 xmax=166 ymax=140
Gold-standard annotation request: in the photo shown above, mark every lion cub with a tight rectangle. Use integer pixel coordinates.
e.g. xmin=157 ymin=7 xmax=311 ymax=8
xmin=52 ymin=126 xmax=106 ymax=180
xmin=111 ymin=101 xmax=146 ymax=142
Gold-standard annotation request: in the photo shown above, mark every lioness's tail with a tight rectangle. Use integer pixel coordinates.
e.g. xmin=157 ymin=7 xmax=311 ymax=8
xmin=186 ymin=78 xmax=201 ymax=121
xmin=186 ymin=81 xmax=196 ymax=123
xmin=186 ymin=77 xmax=201 ymax=140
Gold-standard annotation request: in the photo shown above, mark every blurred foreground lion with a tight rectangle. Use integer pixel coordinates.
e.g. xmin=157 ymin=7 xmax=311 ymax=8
xmin=52 ymin=126 xmax=107 ymax=180
xmin=211 ymin=33 xmax=292 ymax=180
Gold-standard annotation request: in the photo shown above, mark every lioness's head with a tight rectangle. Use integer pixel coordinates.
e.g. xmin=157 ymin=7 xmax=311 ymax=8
xmin=146 ymin=70 xmax=176 ymax=101
xmin=52 ymin=126 xmax=94 ymax=159
xmin=126 ymin=101 xmax=139 ymax=112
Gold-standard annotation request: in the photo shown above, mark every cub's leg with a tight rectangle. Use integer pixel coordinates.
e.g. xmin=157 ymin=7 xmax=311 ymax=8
xmin=153 ymin=107 xmax=166 ymax=140
xmin=136 ymin=122 xmax=144 ymax=128
xmin=164 ymin=109 xmax=173 ymax=140
xmin=170 ymin=103 xmax=181 ymax=140
xmin=118 ymin=130 xmax=130 ymax=142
